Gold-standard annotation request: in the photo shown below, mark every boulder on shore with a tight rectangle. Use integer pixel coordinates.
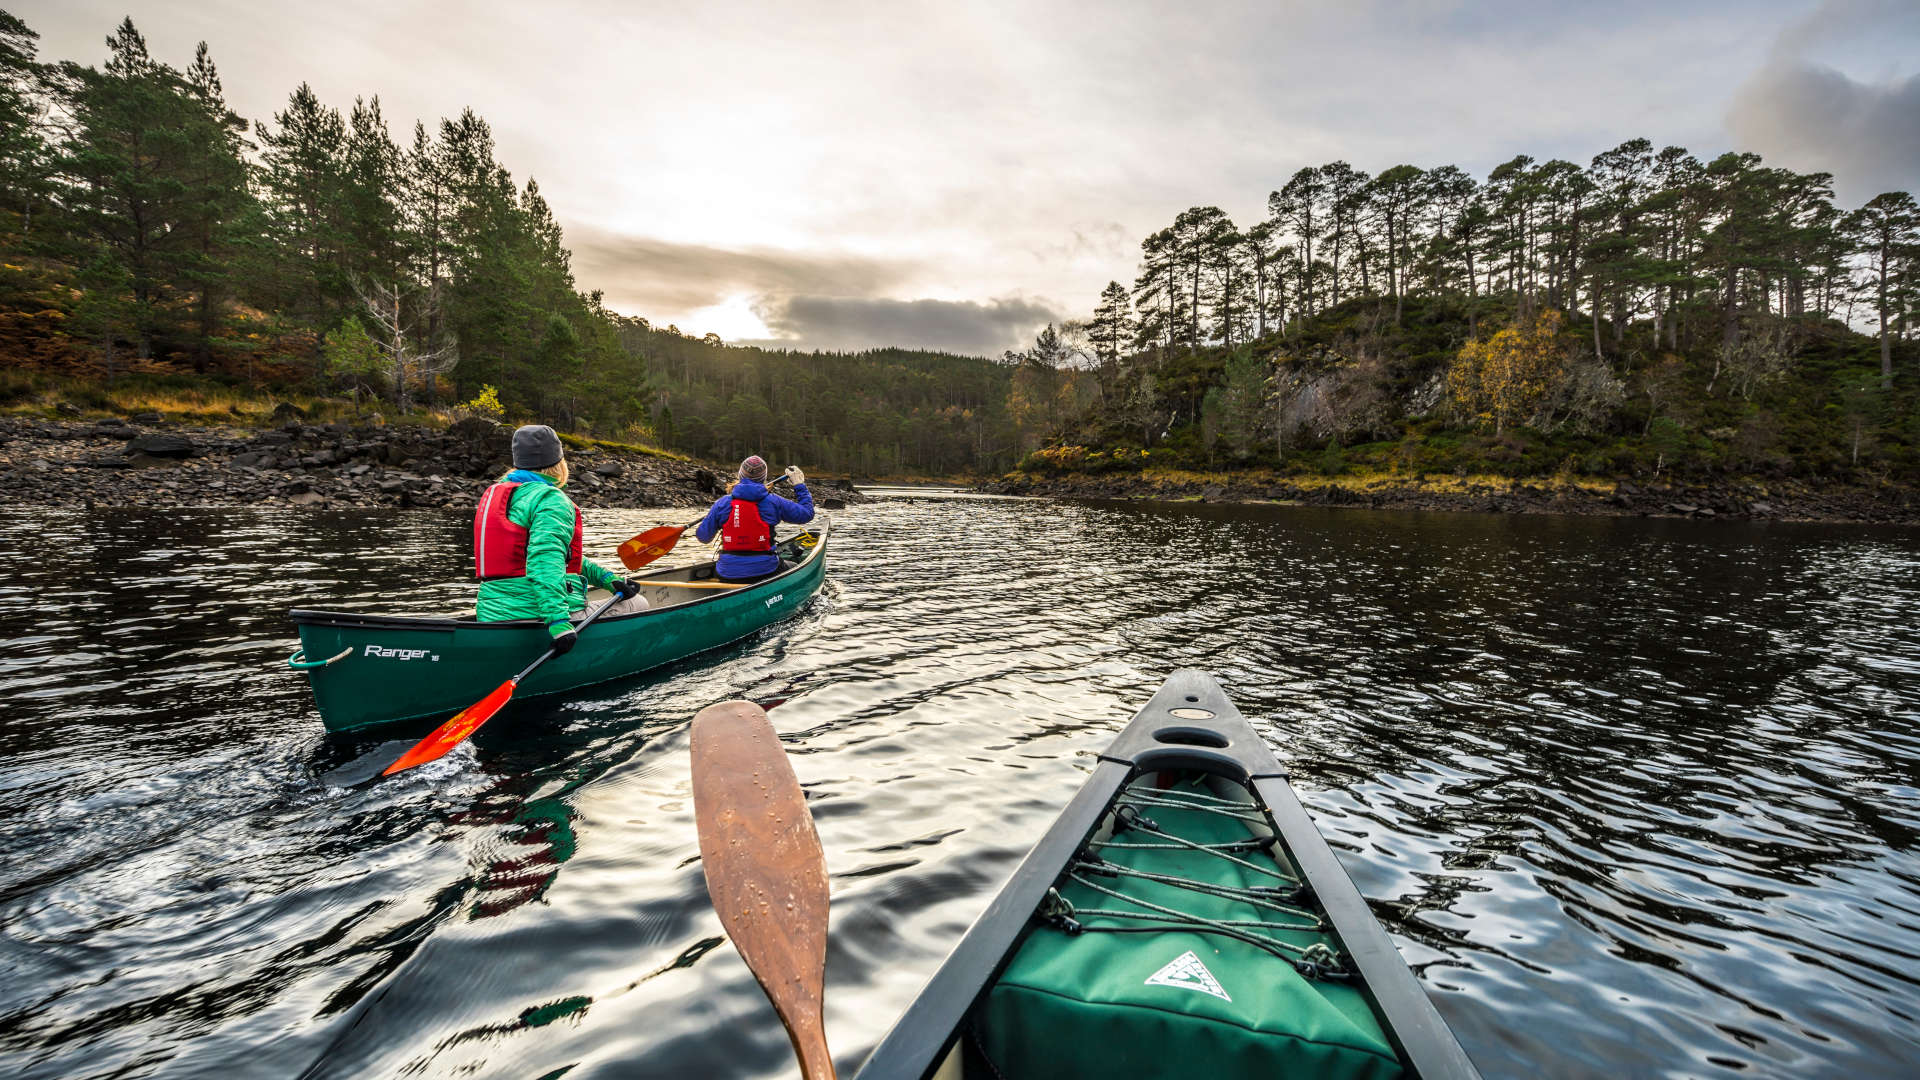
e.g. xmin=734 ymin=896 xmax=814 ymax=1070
xmin=126 ymin=433 xmax=193 ymax=459
xmin=448 ymin=416 xmax=500 ymax=440
xmin=0 ymin=416 xmax=872 ymax=513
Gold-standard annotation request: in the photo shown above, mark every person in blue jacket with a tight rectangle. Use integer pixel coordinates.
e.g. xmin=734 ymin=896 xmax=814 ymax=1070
xmin=695 ymin=455 xmax=815 ymax=583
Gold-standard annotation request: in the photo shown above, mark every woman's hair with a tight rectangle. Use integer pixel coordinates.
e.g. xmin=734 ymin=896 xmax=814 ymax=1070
xmin=535 ymin=458 xmax=570 ymax=487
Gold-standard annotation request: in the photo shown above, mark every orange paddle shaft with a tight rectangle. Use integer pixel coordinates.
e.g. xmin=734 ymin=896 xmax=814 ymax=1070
xmin=383 ymin=592 xmax=626 ymax=776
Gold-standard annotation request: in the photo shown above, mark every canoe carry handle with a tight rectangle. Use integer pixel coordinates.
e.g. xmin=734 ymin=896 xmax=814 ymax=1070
xmin=287 ymin=646 xmax=353 ymax=670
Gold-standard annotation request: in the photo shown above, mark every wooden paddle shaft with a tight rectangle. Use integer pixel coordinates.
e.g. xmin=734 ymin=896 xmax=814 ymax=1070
xmin=644 ymin=580 xmax=747 ymax=589
xmin=691 ymin=701 xmax=835 ymax=1080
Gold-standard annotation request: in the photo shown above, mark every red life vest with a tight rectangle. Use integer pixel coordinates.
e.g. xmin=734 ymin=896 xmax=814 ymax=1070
xmin=473 ymin=481 xmax=584 ymax=580
xmin=719 ymin=494 xmax=773 ymax=554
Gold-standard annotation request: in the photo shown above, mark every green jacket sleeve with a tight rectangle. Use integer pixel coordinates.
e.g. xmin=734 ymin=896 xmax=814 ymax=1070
xmin=520 ymin=485 xmax=579 ymax=627
xmin=580 ymin=558 xmax=619 ymax=592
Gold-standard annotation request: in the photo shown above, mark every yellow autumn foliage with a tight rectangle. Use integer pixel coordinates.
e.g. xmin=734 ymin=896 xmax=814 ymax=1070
xmin=1447 ymin=310 xmax=1568 ymax=434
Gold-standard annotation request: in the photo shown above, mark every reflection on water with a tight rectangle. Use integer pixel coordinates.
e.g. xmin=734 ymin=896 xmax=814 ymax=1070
xmin=0 ymin=500 xmax=1917 ymax=1078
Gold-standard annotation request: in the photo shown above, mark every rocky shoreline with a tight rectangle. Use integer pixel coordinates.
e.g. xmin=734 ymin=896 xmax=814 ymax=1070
xmin=978 ymin=471 xmax=1920 ymax=525
xmin=0 ymin=416 xmax=863 ymax=512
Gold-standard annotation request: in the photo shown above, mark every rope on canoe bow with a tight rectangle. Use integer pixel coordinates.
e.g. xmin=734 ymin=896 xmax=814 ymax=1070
xmin=1106 ymin=800 xmax=1302 ymax=885
xmin=1046 ymin=876 xmax=1347 ymax=979
xmin=1093 ymin=836 xmax=1274 ymax=854
xmin=1114 ymin=789 xmax=1274 ymax=827
xmin=1072 ymin=855 xmax=1317 ymax=919
xmin=1027 ymin=784 xmax=1353 ymax=979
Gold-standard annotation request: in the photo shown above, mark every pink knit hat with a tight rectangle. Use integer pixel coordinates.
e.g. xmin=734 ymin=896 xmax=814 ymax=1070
xmin=738 ymin=455 xmax=768 ymax=482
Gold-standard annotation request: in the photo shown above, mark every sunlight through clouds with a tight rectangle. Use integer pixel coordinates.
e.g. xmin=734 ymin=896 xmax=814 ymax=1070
xmin=684 ymin=294 xmax=774 ymax=343
xmin=30 ymin=0 xmax=1906 ymax=354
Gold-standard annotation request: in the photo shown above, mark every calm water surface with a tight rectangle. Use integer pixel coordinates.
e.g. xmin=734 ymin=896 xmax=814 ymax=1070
xmin=1 ymin=494 xmax=1917 ymax=1078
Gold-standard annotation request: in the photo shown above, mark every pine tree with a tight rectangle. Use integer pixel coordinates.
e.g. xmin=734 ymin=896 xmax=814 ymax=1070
xmin=1482 ymin=155 xmax=1535 ymax=311
xmin=341 ymin=96 xmax=404 ymax=284
xmin=1850 ymin=191 xmax=1919 ymax=390
xmin=0 ymin=10 xmax=50 ymax=237
xmin=1239 ymin=222 xmax=1283 ymax=337
xmin=52 ymin=19 xmax=215 ymax=359
xmin=1586 ymin=138 xmax=1654 ymax=359
xmin=1318 ymin=162 xmax=1369 ymax=308
xmin=1369 ymin=164 xmax=1426 ymax=324
xmin=1171 ymin=206 xmax=1230 ymax=347
xmin=402 ymin=120 xmax=456 ymax=397
xmin=178 ymin=42 xmax=251 ymax=372
xmin=1088 ymin=280 xmax=1133 ymax=376
xmin=1131 ymin=227 xmax=1177 ymax=365
xmin=1268 ymin=167 xmax=1323 ymax=316
xmin=255 ymin=82 xmax=348 ymax=326
xmin=1203 ymin=218 xmax=1251 ymax=346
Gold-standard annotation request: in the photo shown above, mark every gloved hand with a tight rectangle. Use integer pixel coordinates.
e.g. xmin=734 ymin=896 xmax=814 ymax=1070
xmin=547 ymin=620 xmax=578 ymax=655
xmin=610 ymin=578 xmax=641 ymax=600
xmin=783 ymin=465 xmax=806 ymax=486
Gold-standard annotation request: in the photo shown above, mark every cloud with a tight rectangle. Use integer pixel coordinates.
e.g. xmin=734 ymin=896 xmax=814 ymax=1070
xmin=566 ymin=228 xmax=1060 ymax=353
xmin=37 ymin=0 xmax=1883 ymax=338
xmin=1727 ymin=0 xmax=1920 ymax=204
xmin=745 ymin=295 xmax=1062 ymax=357
xmin=566 ymin=228 xmax=921 ymax=317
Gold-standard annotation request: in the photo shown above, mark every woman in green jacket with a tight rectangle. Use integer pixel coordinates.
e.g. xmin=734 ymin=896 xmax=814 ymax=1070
xmin=474 ymin=425 xmax=644 ymax=652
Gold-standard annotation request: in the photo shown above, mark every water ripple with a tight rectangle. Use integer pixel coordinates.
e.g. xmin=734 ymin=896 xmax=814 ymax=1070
xmin=0 ymin=501 xmax=1914 ymax=1077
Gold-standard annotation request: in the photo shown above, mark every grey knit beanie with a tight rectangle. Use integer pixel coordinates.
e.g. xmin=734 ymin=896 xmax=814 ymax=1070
xmin=511 ymin=425 xmax=564 ymax=469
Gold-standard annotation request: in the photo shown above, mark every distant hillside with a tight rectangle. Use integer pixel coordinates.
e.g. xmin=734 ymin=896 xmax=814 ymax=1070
xmin=621 ymin=325 xmax=1018 ymax=476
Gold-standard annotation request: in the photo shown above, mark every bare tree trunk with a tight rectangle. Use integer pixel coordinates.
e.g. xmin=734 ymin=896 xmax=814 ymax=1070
xmin=1465 ymin=247 xmax=1479 ymax=339
xmin=1592 ymin=271 xmax=1603 ymax=362
xmin=1879 ymin=245 xmax=1893 ymax=390
xmin=392 ymin=289 xmax=406 ymax=408
xmin=196 ymin=288 xmax=215 ymax=375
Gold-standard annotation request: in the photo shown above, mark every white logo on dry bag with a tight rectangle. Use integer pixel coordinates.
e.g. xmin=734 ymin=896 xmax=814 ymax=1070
xmin=1144 ymin=950 xmax=1231 ymax=1002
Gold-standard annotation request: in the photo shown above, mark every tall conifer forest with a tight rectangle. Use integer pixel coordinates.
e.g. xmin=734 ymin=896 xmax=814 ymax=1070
xmin=1 ymin=10 xmax=1915 ymax=483
xmin=1012 ymin=146 xmax=1917 ymax=482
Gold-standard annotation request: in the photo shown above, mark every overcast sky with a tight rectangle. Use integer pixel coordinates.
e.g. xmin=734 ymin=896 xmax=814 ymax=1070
xmin=21 ymin=0 xmax=1920 ymax=356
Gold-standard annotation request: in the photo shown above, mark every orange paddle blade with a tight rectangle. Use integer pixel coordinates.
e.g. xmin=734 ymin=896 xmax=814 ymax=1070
xmin=691 ymin=701 xmax=835 ymax=1080
xmin=616 ymin=524 xmax=690 ymax=570
xmin=383 ymin=679 xmax=517 ymax=775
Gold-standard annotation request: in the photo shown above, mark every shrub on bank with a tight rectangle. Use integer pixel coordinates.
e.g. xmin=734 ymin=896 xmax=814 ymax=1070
xmin=1018 ymin=445 xmax=1151 ymax=474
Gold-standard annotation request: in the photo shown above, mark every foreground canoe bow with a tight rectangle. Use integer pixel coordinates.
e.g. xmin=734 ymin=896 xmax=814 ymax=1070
xmin=288 ymin=520 xmax=828 ymax=733
xmin=855 ymin=670 xmax=1480 ymax=1079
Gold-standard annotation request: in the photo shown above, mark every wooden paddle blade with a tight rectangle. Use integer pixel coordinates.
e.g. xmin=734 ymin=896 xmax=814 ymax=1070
xmin=691 ymin=701 xmax=834 ymax=1080
xmin=382 ymin=679 xmax=517 ymax=776
xmin=616 ymin=524 xmax=688 ymax=570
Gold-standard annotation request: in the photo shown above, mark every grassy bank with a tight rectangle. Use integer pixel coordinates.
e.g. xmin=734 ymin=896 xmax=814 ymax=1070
xmin=0 ymin=371 xmax=688 ymax=460
xmin=986 ymin=463 xmax=1918 ymax=523
xmin=0 ymin=370 xmax=413 ymax=427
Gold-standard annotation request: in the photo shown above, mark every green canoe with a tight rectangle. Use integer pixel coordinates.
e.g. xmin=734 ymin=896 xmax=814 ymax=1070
xmin=287 ymin=518 xmax=830 ymax=733
xmin=854 ymin=670 xmax=1480 ymax=1079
